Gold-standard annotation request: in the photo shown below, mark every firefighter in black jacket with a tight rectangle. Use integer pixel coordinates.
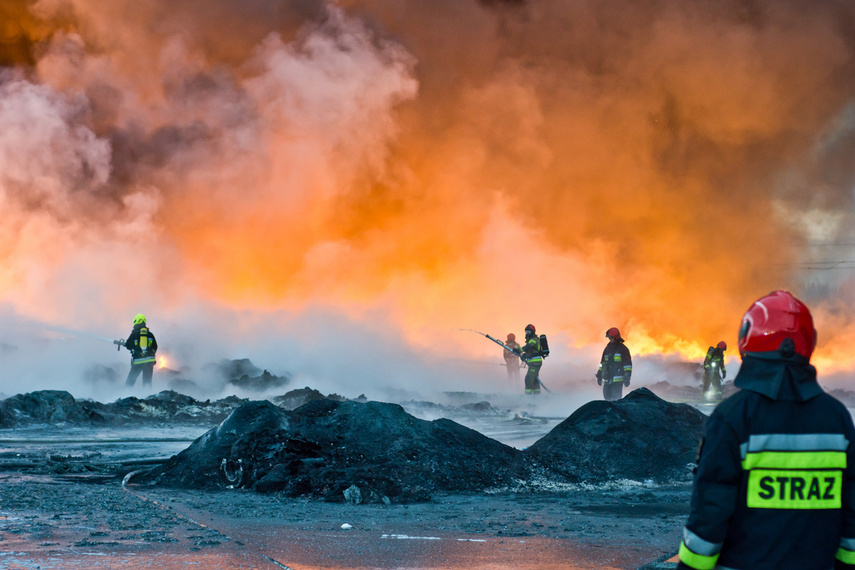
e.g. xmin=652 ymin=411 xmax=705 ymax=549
xmin=514 ymin=324 xmax=542 ymax=395
xmin=119 ymin=314 xmax=158 ymax=388
xmin=701 ymin=341 xmax=727 ymax=401
xmin=678 ymin=290 xmax=855 ymax=570
xmin=596 ymin=327 xmax=632 ymax=401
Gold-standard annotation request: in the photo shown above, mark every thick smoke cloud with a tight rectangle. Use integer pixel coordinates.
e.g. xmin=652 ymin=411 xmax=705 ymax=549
xmin=1 ymin=0 xmax=855 ymax=400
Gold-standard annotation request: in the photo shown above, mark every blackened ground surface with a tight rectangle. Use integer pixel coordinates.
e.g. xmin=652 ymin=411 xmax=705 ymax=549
xmin=0 ymin=471 xmax=687 ymax=569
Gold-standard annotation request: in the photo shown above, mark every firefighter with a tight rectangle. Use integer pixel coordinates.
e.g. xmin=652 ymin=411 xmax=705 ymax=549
xmin=701 ymin=341 xmax=727 ymax=401
xmin=514 ymin=324 xmax=542 ymax=395
xmin=596 ymin=327 xmax=632 ymax=401
xmin=503 ymin=333 xmax=522 ymax=383
xmin=677 ymin=290 xmax=855 ymax=570
xmin=120 ymin=314 xmax=158 ymax=388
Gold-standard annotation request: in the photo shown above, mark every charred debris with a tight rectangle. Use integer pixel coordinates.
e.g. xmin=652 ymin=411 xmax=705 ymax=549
xmin=0 ymin=363 xmax=722 ymax=503
xmin=18 ymin=358 xmax=846 ymax=504
xmin=0 ymin=385 xmax=345 ymax=429
xmin=0 ymin=358 xmax=307 ymax=428
xmin=133 ymin=388 xmax=707 ymax=504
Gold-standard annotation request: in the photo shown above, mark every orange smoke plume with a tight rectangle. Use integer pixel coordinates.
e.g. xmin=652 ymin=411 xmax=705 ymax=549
xmin=1 ymin=0 xmax=855 ymax=384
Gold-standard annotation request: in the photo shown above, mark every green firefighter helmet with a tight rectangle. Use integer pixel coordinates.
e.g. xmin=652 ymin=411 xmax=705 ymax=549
xmin=133 ymin=313 xmax=147 ymax=326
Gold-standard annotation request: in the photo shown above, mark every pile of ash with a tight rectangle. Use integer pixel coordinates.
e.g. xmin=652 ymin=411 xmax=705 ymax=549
xmin=525 ymin=388 xmax=705 ymax=483
xmin=2 ymin=385 xmax=711 ymax=501
xmin=0 ymin=390 xmax=93 ymax=426
xmin=132 ymin=388 xmax=707 ymax=502
xmin=0 ymin=390 xmax=247 ymax=428
xmin=0 ymin=385 xmax=362 ymax=429
xmin=204 ymin=358 xmax=291 ymax=392
xmin=132 ymin=399 xmax=526 ymax=503
xmin=270 ymin=386 xmax=352 ymax=410
xmin=85 ymin=391 xmax=247 ymax=424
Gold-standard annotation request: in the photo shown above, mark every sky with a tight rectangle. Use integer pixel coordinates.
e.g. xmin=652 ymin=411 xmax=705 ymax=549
xmin=1 ymin=0 xmax=854 ymax=402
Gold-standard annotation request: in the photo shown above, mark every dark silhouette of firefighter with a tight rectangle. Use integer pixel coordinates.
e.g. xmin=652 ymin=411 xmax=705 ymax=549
xmin=513 ymin=324 xmax=543 ymax=395
xmin=503 ymin=333 xmax=522 ymax=383
xmin=701 ymin=341 xmax=727 ymax=400
xmin=596 ymin=327 xmax=632 ymax=401
xmin=116 ymin=314 xmax=158 ymax=388
xmin=677 ymin=290 xmax=855 ymax=570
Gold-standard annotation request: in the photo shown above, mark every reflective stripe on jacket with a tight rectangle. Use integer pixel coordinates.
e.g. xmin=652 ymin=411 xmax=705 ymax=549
xmin=521 ymin=335 xmax=543 ymax=363
xmin=598 ymin=341 xmax=632 ymax=383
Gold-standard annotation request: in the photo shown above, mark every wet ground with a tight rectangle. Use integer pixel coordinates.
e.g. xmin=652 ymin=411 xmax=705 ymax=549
xmin=0 ymin=471 xmax=687 ymax=569
xmin=0 ymin=426 xmax=204 ymax=468
xmin=0 ymin=435 xmax=688 ymax=569
xmin=0 ymin=387 xmax=696 ymax=568
xmin=9 ymin=373 xmax=855 ymax=567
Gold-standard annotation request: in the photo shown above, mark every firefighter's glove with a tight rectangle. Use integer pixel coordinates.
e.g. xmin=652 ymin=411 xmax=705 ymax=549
xmin=512 ymin=347 xmax=522 ymax=356
xmin=595 ymin=370 xmax=602 ymax=386
xmin=624 ymin=379 xmax=630 ymax=387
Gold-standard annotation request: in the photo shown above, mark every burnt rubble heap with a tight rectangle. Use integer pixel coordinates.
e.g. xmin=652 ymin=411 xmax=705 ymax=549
xmin=525 ymin=388 xmax=706 ymax=483
xmin=0 ymin=384 xmax=720 ymax=502
xmin=0 ymin=389 xmax=245 ymax=428
xmin=0 ymin=386 xmax=343 ymax=429
xmin=133 ymin=399 xmax=526 ymax=503
xmin=132 ymin=388 xmax=707 ymax=502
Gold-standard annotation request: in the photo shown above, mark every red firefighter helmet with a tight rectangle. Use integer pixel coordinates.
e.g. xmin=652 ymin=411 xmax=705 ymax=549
xmin=737 ymin=290 xmax=816 ymax=359
xmin=525 ymin=324 xmax=536 ymax=335
xmin=717 ymin=341 xmax=727 ymax=351
xmin=507 ymin=333 xmax=516 ymax=342
xmin=606 ymin=327 xmax=621 ymax=340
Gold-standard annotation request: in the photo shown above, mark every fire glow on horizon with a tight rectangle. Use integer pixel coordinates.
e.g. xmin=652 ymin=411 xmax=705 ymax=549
xmin=1 ymin=0 xmax=855 ymax=391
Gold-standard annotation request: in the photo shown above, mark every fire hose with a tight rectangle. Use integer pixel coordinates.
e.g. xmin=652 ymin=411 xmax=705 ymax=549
xmin=459 ymin=329 xmax=551 ymax=393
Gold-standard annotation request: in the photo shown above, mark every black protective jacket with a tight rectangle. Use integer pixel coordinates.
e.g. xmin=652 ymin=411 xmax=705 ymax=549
xmin=703 ymin=346 xmax=727 ymax=380
xmin=598 ymin=340 xmax=632 ymax=384
xmin=520 ymin=334 xmax=543 ymax=364
xmin=678 ymin=353 xmax=855 ymax=570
